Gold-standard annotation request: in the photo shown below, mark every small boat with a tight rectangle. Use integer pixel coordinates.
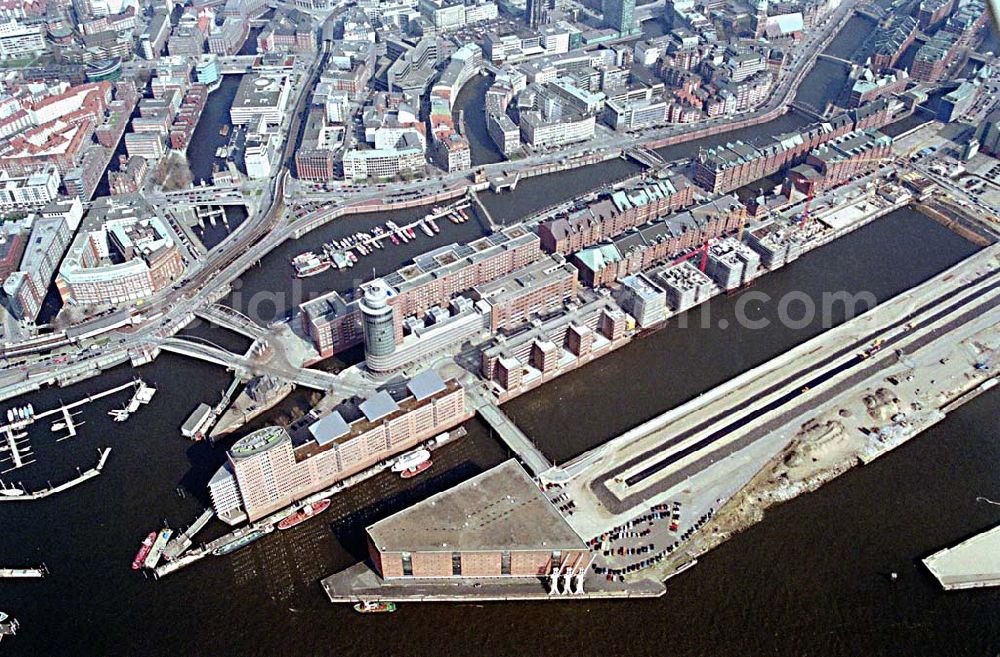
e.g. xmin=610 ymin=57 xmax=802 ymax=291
xmin=390 ymin=234 xmax=399 ymax=245
xmin=419 ymin=221 xmax=434 ymax=237
xmin=5 ymin=410 xmax=12 ymax=423
xmin=26 ymin=404 xmax=33 ymax=417
xmin=277 ymin=499 xmax=331 ymax=530
xmin=405 ymin=226 xmax=416 ymax=239
xmin=392 ymin=449 xmax=431 ymax=473
xmin=51 ymin=421 xmax=66 ymax=431
xmin=220 ymin=124 xmax=230 ymax=137
xmin=400 ymin=459 xmax=432 ymax=479
xmin=354 ymin=600 xmax=396 ymax=614
xmin=427 ymin=218 xmax=440 ymax=233
xmin=212 ymin=529 xmax=266 ymax=556
xmin=132 ymin=532 xmax=157 ymax=570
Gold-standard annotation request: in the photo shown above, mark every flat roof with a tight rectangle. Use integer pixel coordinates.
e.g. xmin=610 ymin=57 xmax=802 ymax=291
xmin=406 ymin=369 xmax=446 ymax=401
xmin=367 ymin=460 xmax=586 ymax=553
xmin=359 ymin=390 xmax=399 ymax=422
xmin=309 ymin=411 xmax=350 ymax=446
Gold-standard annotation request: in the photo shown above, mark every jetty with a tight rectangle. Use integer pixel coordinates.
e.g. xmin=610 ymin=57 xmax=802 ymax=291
xmin=923 ymin=524 xmax=1000 ymax=591
xmin=163 ymin=508 xmax=215 ymax=561
xmin=0 ymin=564 xmax=48 ymax=578
xmin=0 ymin=447 xmax=111 ymax=502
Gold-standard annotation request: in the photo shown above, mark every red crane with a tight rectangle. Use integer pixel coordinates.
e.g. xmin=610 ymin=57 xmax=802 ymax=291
xmin=798 ymin=184 xmax=815 ymax=229
xmin=670 ymin=239 xmax=712 ymax=272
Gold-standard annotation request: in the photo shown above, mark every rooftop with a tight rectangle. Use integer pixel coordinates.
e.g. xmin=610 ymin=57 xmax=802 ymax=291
xmin=367 ymin=460 xmax=586 ymax=553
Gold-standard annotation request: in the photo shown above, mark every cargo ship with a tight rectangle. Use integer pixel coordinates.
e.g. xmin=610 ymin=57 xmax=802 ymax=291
xmin=292 ymin=252 xmax=331 ymax=278
xmin=143 ymin=528 xmax=173 ymax=570
xmin=131 ymin=532 xmax=157 ymax=570
xmin=212 ymin=529 xmax=266 ymax=556
xmin=276 ymin=499 xmax=331 ymax=530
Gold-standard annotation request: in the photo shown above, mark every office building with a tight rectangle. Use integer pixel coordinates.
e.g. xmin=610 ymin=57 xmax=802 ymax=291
xmin=603 ymin=0 xmax=638 ymax=35
xmin=210 ymin=372 xmax=469 ymax=521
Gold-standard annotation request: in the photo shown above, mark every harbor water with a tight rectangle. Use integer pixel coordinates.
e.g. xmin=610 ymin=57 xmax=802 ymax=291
xmin=3 ymin=16 xmax=999 ymax=655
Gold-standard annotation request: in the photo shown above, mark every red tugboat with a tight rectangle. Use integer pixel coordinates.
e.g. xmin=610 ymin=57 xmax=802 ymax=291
xmin=131 ymin=532 xmax=157 ymax=570
xmin=400 ymin=460 xmax=432 ymax=479
xmin=276 ymin=499 xmax=332 ymax=530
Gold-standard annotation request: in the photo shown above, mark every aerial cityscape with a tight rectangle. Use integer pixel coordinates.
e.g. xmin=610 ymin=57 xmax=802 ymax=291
xmin=0 ymin=0 xmax=997 ymax=651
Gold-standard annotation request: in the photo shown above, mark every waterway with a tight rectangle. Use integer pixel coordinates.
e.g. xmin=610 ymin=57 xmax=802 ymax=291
xmin=4 ymin=14 xmax=995 ymax=656
xmin=505 ymin=207 xmax=980 ymax=463
xmin=0 ymin=348 xmax=997 ymax=656
xmin=452 ymin=73 xmax=505 ymax=167
xmin=187 ymin=75 xmax=244 ymax=185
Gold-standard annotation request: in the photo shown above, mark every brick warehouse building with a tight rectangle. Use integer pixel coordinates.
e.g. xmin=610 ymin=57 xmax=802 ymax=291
xmin=366 ymin=460 xmax=591 ymax=580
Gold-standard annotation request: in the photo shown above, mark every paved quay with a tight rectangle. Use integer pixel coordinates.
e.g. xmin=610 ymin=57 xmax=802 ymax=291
xmin=542 ymin=244 xmax=1000 ymax=544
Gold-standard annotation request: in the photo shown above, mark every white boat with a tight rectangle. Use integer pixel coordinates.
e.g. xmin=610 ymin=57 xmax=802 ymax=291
xmin=26 ymin=404 xmax=33 ymax=417
xmin=391 ymin=449 xmax=431 ymax=473
xmin=51 ymin=422 xmax=66 ymax=432
xmin=5 ymin=410 xmax=12 ymax=423
xmin=419 ymin=221 xmax=434 ymax=237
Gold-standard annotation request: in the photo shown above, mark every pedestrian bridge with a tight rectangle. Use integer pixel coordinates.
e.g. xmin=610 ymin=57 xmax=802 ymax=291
xmin=158 ymin=336 xmax=369 ymax=394
xmin=195 ymin=304 xmax=267 ymax=340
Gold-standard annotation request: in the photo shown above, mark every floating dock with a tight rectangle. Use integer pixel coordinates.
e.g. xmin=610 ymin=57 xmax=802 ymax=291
xmin=0 ymin=564 xmax=47 ymax=578
xmin=0 ymin=447 xmax=111 ymax=502
xmin=923 ymin=524 xmax=1000 ymax=591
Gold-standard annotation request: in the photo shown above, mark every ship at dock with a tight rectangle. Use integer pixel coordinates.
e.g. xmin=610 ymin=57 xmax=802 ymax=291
xmin=291 ymin=252 xmax=331 ymax=278
xmin=276 ymin=499 xmax=331 ymax=530
xmin=132 ymin=532 xmax=157 ymax=570
xmin=212 ymin=529 xmax=267 ymax=556
xmin=392 ymin=449 xmax=432 ymax=479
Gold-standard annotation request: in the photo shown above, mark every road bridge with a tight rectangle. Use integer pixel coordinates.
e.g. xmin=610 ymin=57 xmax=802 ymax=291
xmin=625 ymin=147 xmax=667 ymax=169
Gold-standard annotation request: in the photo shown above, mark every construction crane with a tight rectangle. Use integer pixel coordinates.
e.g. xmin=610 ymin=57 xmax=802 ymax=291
xmin=670 ymin=239 xmax=713 ymax=272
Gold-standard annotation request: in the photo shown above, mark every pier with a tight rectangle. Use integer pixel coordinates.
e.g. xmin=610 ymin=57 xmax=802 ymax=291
xmin=163 ymin=508 xmax=215 ymax=561
xmin=468 ymin=189 xmax=498 ymax=231
xmin=923 ymin=524 xmax=1000 ymax=591
xmin=0 ymin=564 xmax=47 ymax=578
xmin=0 ymin=448 xmax=112 ymax=502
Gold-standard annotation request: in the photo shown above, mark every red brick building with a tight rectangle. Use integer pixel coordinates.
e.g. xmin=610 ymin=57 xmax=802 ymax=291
xmin=366 ymin=460 xmax=590 ymax=581
xmin=537 ymin=174 xmax=694 ymax=255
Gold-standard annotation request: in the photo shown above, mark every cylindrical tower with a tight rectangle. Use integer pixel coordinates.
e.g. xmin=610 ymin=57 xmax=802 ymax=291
xmin=361 ymin=279 xmax=396 ymax=365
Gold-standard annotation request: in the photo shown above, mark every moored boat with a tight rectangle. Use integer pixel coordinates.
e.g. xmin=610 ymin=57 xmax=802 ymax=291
xmin=354 ymin=600 xmax=396 ymax=613
xmin=292 ymin=252 xmax=331 ymax=278
xmin=392 ymin=449 xmax=431 ymax=473
xmin=212 ymin=529 xmax=266 ymax=556
xmin=132 ymin=532 xmax=157 ymax=570
xmin=277 ymin=499 xmax=331 ymax=530
xmin=400 ymin=459 xmax=432 ymax=479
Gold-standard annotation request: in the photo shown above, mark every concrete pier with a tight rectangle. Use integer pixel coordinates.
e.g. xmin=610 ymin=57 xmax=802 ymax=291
xmin=924 ymin=524 xmax=1000 ymax=591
